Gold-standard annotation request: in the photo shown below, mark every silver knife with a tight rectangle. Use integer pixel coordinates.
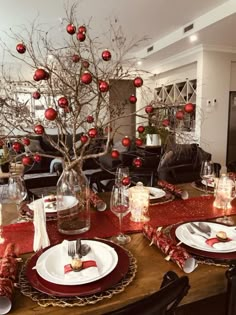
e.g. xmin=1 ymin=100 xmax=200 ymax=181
xmin=190 ymin=222 xmax=210 ymax=236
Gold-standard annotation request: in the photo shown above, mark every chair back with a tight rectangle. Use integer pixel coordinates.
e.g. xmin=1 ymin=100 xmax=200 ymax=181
xmin=226 ymin=264 xmax=236 ymax=315
xmin=105 ymin=271 xmax=190 ymax=315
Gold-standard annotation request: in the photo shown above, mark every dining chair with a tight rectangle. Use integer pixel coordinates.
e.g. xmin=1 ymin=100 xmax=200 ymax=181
xmin=225 ymin=264 xmax=236 ymax=315
xmin=104 ymin=270 xmax=190 ymax=315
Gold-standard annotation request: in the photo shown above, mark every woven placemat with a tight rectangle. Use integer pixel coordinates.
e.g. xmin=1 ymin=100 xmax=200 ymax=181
xmin=18 ymin=247 xmax=137 ymax=307
xmin=191 ymin=181 xmax=214 ymax=194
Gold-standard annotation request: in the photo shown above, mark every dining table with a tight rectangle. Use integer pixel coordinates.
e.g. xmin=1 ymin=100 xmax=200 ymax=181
xmin=0 ymin=182 xmax=233 ymax=315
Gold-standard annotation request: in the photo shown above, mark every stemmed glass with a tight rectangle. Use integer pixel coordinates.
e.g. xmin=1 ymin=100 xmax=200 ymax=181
xmin=110 ymin=185 xmax=131 ymax=245
xmin=115 ymin=166 xmax=131 ymax=188
xmin=8 ymin=174 xmax=27 ymax=215
xmin=200 ymin=161 xmax=215 ymax=195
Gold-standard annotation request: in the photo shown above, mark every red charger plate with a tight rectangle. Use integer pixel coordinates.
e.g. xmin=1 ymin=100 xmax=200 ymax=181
xmin=25 ymin=239 xmax=130 ymax=297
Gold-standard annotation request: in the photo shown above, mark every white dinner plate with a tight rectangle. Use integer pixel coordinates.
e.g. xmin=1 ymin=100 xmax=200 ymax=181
xmin=28 ymin=195 xmax=78 ymax=213
xmin=175 ymin=222 xmax=236 ymax=253
xmin=201 ymin=179 xmax=215 ymax=188
xmin=35 ymin=240 xmax=118 ymax=285
xmin=127 ymin=187 xmax=166 ymax=199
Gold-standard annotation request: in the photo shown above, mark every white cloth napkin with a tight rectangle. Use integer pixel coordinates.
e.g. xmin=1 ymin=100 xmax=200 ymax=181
xmin=33 ymin=199 xmax=50 ymax=252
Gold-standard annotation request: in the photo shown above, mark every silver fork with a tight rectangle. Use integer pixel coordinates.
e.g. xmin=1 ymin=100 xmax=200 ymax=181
xmin=68 ymin=242 xmax=75 ymax=259
xmin=186 ymin=224 xmax=208 ymax=239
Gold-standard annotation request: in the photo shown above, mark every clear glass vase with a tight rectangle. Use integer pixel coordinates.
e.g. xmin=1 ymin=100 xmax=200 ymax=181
xmin=56 ymin=166 xmax=90 ymax=235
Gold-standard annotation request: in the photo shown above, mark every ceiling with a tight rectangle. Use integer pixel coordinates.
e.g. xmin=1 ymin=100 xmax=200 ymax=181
xmin=0 ymin=0 xmax=236 ymax=71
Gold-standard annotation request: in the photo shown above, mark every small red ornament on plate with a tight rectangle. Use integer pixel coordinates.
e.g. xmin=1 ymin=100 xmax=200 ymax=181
xmin=33 ymin=154 xmax=42 ymax=163
xmin=133 ymin=77 xmax=143 ymax=87
xmin=66 ymin=23 xmax=76 ymax=35
xmin=102 ymin=49 xmax=111 ymax=61
xmin=45 ymin=108 xmax=57 ymax=121
xmin=133 ymin=157 xmax=142 ymax=168
xmin=137 ymin=125 xmax=145 ymax=133
xmin=32 ymin=91 xmax=41 ymax=100
xmin=122 ymin=136 xmax=131 ymax=147
xmin=129 ymin=95 xmax=137 ymax=104
xmin=176 ymin=110 xmax=184 ymax=120
xmin=145 ymin=105 xmax=154 ymax=114
xmin=135 ymin=138 xmax=143 ymax=147
xmin=77 ymin=32 xmax=86 ymax=42
xmin=12 ymin=141 xmax=22 ymax=152
xmin=88 ymin=128 xmax=97 ymax=138
xmin=72 ymin=54 xmax=80 ymax=63
xmin=58 ymin=97 xmax=69 ymax=108
xmin=99 ymin=80 xmax=109 ymax=92
xmin=22 ymin=137 xmax=30 ymax=146
xmin=122 ymin=176 xmax=131 ymax=186
xmin=78 ymin=25 xmax=87 ymax=33
xmin=16 ymin=43 xmax=26 ymax=54
xmin=81 ymin=72 xmax=92 ymax=84
xmin=184 ymin=103 xmax=194 ymax=113
xmin=22 ymin=155 xmax=33 ymax=166
xmin=111 ymin=149 xmax=120 ymax=159
xmin=86 ymin=115 xmax=94 ymax=123
xmin=162 ymin=119 xmax=170 ymax=127
xmin=34 ymin=124 xmax=44 ymax=135
xmin=80 ymin=135 xmax=88 ymax=144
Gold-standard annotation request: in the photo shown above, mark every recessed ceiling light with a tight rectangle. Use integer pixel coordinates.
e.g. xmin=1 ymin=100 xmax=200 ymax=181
xmin=189 ymin=34 xmax=198 ymax=42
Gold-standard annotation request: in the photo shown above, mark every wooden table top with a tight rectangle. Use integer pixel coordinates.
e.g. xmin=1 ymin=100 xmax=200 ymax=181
xmin=0 ymin=183 xmax=231 ymax=314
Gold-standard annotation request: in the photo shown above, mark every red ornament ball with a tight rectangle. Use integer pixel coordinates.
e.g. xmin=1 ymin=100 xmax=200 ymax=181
xmin=82 ymin=60 xmax=90 ymax=68
xmin=72 ymin=54 xmax=80 ymax=63
xmin=133 ymin=77 xmax=143 ymax=88
xmin=12 ymin=141 xmax=22 ymax=152
xmin=34 ymin=124 xmax=44 ymax=135
xmin=111 ymin=149 xmax=120 ymax=159
xmin=66 ymin=23 xmax=76 ymax=35
xmin=45 ymin=108 xmax=57 ymax=121
xmin=86 ymin=115 xmax=94 ymax=123
xmin=99 ymin=80 xmax=109 ymax=92
xmin=33 ymin=154 xmax=42 ymax=163
xmin=34 ymin=68 xmax=47 ymax=81
xmin=135 ymin=138 xmax=143 ymax=147
xmin=22 ymin=137 xmax=30 ymax=146
xmin=176 ymin=110 xmax=185 ymax=120
xmin=78 ymin=25 xmax=87 ymax=33
xmin=0 ymin=139 xmax=4 ymax=148
xmin=137 ymin=125 xmax=145 ymax=133
xmin=133 ymin=157 xmax=142 ymax=168
xmin=105 ymin=126 xmax=112 ymax=134
xmin=88 ymin=128 xmax=98 ymax=138
xmin=122 ymin=176 xmax=131 ymax=186
xmin=58 ymin=97 xmax=69 ymax=108
xmin=16 ymin=43 xmax=26 ymax=54
xmin=184 ymin=103 xmax=194 ymax=113
xmin=129 ymin=95 xmax=137 ymax=104
xmin=80 ymin=135 xmax=88 ymax=144
xmin=162 ymin=119 xmax=170 ymax=127
xmin=22 ymin=155 xmax=33 ymax=166
xmin=122 ymin=136 xmax=131 ymax=147
xmin=81 ymin=72 xmax=92 ymax=84
xmin=102 ymin=50 xmax=111 ymax=61
xmin=145 ymin=105 xmax=154 ymax=114
xmin=32 ymin=91 xmax=41 ymax=100
xmin=77 ymin=32 xmax=86 ymax=42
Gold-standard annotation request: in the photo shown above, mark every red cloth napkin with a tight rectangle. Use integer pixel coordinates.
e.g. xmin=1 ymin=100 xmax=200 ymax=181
xmin=143 ymin=224 xmax=197 ymax=273
xmin=157 ymin=180 xmax=189 ymax=199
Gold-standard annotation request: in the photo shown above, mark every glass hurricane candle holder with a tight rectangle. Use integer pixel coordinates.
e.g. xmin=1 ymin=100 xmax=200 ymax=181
xmin=129 ymin=182 xmax=150 ymax=223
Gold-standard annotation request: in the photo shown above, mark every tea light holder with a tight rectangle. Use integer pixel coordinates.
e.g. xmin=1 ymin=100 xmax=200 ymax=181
xmin=129 ymin=182 xmax=150 ymax=222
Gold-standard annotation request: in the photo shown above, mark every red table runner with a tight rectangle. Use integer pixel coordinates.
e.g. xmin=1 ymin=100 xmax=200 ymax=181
xmin=1 ymin=195 xmax=236 ymax=256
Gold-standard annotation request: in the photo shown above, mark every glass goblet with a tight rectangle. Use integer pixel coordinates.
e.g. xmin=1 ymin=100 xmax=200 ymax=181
xmin=115 ymin=166 xmax=131 ymax=188
xmin=200 ymin=161 xmax=215 ymax=195
xmin=110 ymin=185 xmax=131 ymax=245
xmin=8 ymin=174 xmax=27 ymax=215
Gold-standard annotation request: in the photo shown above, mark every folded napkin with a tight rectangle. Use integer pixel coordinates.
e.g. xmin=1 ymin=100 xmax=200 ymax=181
xmin=0 ymin=243 xmax=19 ymax=315
xmin=33 ymin=199 xmax=50 ymax=252
xmin=89 ymin=189 xmax=107 ymax=211
xmin=143 ymin=224 xmax=197 ymax=273
xmin=157 ymin=180 xmax=189 ymax=200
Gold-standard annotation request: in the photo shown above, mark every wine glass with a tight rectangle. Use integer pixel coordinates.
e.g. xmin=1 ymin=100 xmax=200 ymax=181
xmin=200 ymin=161 xmax=215 ymax=195
xmin=115 ymin=166 xmax=131 ymax=188
xmin=8 ymin=174 xmax=27 ymax=215
xmin=110 ymin=185 xmax=131 ymax=245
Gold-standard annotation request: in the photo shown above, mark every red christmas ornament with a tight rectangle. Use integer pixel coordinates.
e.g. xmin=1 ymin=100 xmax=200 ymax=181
xmin=137 ymin=125 xmax=145 ymax=133
xmin=122 ymin=136 xmax=131 ymax=147
xmin=45 ymin=108 xmax=57 ymax=121
xmin=82 ymin=60 xmax=90 ymax=68
xmin=105 ymin=126 xmax=112 ymax=134
xmin=80 ymin=135 xmax=88 ymax=144
xmin=33 ymin=154 xmax=42 ymax=163
xmin=22 ymin=155 xmax=33 ymax=166
xmin=88 ymin=128 xmax=98 ymax=138
xmin=133 ymin=77 xmax=143 ymax=88
xmin=33 ymin=74 xmax=40 ymax=82
xmin=32 ymin=91 xmax=41 ymax=100
xmin=78 ymin=25 xmax=87 ymax=33
xmin=0 ymin=139 xmax=4 ymax=147
xmin=111 ymin=149 xmax=120 ymax=159
xmin=86 ymin=115 xmax=94 ymax=123
xmin=81 ymin=72 xmax=92 ymax=84
xmin=34 ymin=68 xmax=47 ymax=81
xmin=58 ymin=97 xmax=69 ymax=108
xmin=77 ymin=32 xmax=86 ymax=42
xmin=34 ymin=124 xmax=44 ymax=135
xmin=162 ymin=119 xmax=170 ymax=127
xmin=176 ymin=110 xmax=185 ymax=120
xmin=133 ymin=157 xmax=142 ymax=168
xmin=12 ymin=141 xmax=22 ymax=152
xmin=145 ymin=105 xmax=154 ymax=114
xmin=122 ymin=176 xmax=131 ymax=186
xmin=135 ymin=138 xmax=143 ymax=147
xmin=102 ymin=49 xmax=111 ymax=61
xmin=66 ymin=23 xmax=76 ymax=35
xmin=72 ymin=54 xmax=80 ymax=63
xmin=129 ymin=95 xmax=137 ymax=104
xmin=184 ymin=103 xmax=194 ymax=113
xmin=16 ymin=43 xmax=26 ymax=54
xmin=99 ymin=80 xmax=109 ymax=92
xmin=22 ymin=137 xmax=30 ymax=146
